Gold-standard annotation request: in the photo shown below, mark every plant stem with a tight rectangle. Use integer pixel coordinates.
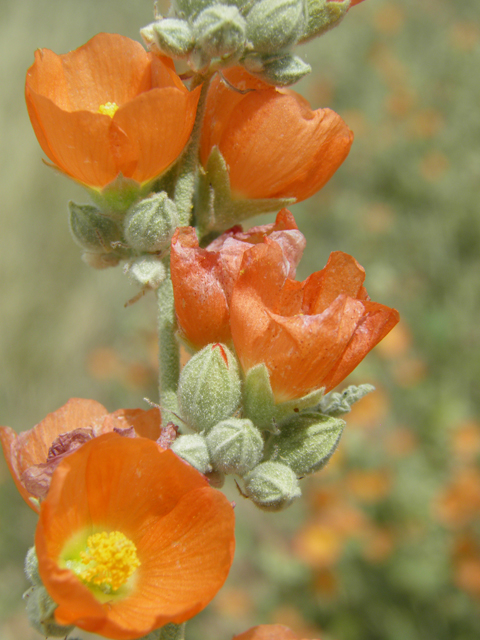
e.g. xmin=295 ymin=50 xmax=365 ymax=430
xmin=174 ymin=72 xmax=214 ymax=226
xmin=156 ymin=259 xmax=180 ymax=424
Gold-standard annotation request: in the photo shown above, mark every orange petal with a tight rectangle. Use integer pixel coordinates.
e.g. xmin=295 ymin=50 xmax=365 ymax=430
xmin=112 ymin=85 xmax=201 ymax=183
xmin=303 ymin=251 xmax=368 ymax=314
xmin=26 ymin=88 xmax=119 ymax=185
xmin=102 ymin=407 xmax=162 ymax=440
xmin=0 ymin=398 xmax=108 ymax=511
xmin=171 ymin=227 xmax=232 ymax=348
xmin=322 ymin=301 xmax=400 ymax=392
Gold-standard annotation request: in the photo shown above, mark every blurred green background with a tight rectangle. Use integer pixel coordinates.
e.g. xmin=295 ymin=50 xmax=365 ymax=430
xmin=1 ymin=0 xmax=480 ymax=638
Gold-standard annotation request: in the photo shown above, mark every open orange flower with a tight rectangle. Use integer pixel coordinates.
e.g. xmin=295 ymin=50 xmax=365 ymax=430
xmin=200 ymin=68 xmax=353 ymax=202
xmin=36 ymin=433 xmax=235 ymax=639
xmin=0 ymin=398 xmax=164 ymax=511
xmin=230 ymin=241 xmax=399 ymax=402
xmin=234 ymin=625 xmax=320 ymax=640
xmin=25 ymin=33 xmax=200 ymax=188
xmin=170 ymin=210 xmax=305 ymax=349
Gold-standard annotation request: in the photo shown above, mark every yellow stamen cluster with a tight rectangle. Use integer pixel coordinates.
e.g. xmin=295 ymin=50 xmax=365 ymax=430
xmin=98 ymin=102 xmax=119 ymax=118
xmin=77 ymin=531 xmax=140 ymax=593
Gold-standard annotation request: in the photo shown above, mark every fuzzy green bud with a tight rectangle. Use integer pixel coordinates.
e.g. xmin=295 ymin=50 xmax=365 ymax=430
xmin=24 ymin=585 xmax=74 ymax=637
xmin=299 ymin=0 xmax=350 ymax=44
xmin=192 ymin=4 xmax=246 ymax=64
xmin=124 ymin=192 xmax=178 ymax=253
xmin=265 ymin=412 xmax=344 ymax=476
xmin=25 ymin=547 xmax=41 ymax=586
xmin=246 ymin=0 xmax=306 ymax=53
xmin=244 ymin=52 xmax=311 ymax=86
xmin=171 ymin=0 xmax=213 ymax=20
xmin=178 ymin=343 xmax=242 ymax=432
xmin=206 ymin=417 xmax=264 ymax=476
xmin=171 ymin=433 xmax=212 ymax=474
xmin=126 ymin=256 xmax=167 ymax=289
xmin=141 ymin=19 xmax=194 ymax=57
xmin=69 ymin=201 xmax=122 ymax=253
xmin=243 ymin=461 xmax=301 ymax=511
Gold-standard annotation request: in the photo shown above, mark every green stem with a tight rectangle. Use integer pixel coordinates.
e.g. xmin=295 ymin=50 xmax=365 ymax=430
xmin=156 ymin=259 xmax=180 ymax=424
xmin=174 ymin=72 xmax=214 ymax=226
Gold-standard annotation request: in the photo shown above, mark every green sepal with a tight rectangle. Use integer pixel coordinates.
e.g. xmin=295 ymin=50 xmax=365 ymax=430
xmin=319 ymin=383 xmax=375 ymax=417
xmin=264 ymin=411 xmax=345 ymax=476
xmin=244 ymin=52 xmax=311 ymax=86
xmin=170 ymin=433 xmax=212 ymax=474
xmin=68 ymin=201 xmax=124 ymax=254
xmin=274 ymin=387 xmax=325 ymax=425
xmin=243 ymin=460 xmax=301 ymax=511
xmin=243 ymin=364 xmax=276 ymax=432
xmin=24 ymin=585 xmax=74 ymax=638
xmin=25 ymin=546 xmax=41 ymax=587
xmin=196 ymin=147 xmax=294 ymax=237
xmin=87 ymin=174 xmax=151 ymax=217
xmin=298 ymin=0 xmax=350 ymax=45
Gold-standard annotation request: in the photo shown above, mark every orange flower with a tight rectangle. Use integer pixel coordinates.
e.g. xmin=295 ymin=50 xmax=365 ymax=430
xmin=234 ymin=625 xmax=319 ymax=640
xmin=36 ymin=433 xmax=235 ymax=639
xmin=170 ymin=210 xmax=305 ymax=349
xmin=230 ymin=241 xmax=399 ymax=402
xmin=200 ymin=68 xmax=353 ymax=202
xmin=25 ymin=33 xmax=200 ymax=188
xmin=0 ymin=398 xmax=165 ymax=511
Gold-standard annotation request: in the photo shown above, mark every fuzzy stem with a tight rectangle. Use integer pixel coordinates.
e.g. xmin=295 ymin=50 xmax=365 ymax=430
xmin=156 ymin=259 xmax=180 ymax=424
xmin=174 ymin=73 xmax=214 ymax=226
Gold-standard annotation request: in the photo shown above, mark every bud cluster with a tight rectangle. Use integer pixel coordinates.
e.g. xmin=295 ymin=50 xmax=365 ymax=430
xmin=172 ymin=342 xmax=348 ymax=511
xmin=142 ymin=0 xmax=352 ymax=86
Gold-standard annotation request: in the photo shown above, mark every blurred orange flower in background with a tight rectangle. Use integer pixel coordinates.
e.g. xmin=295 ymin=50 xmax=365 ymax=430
xmin=25 ymin=33 xmax=200 ymax=188
xmin=200 ymin=68 xmax=353 ymax=202
xmin=170 ymin=210 xmax=305 ymax=349
xmin=36 ymin=433 xmax=235 ymax=639
xmin=234 ymin=624 xmax=319 ymax=640
xmin=230 ymin=242 xmax=399 ymax=401
xmin=0 ymin=398 xmax=163 ymax=511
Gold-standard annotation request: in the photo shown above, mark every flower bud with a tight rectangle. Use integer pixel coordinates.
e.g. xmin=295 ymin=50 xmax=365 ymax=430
xmin=192 ymin=4 xmax=246 ymax=62
xmin=245 ymin=0 xmax=306 ymax=53
xmin=265 ymin=412 xmax=344 ymax=476
xmin=170 ymin=433 xmax=212 ymax=474
xmin=69 ymin=201 xmax=122 ymax=253
xmin=124 ymin=192 xmax=179 ymax=253
xmin=171 ymin=0 xmax=213 ymax=21
xmin=299 ymin=0 xmax=350 ymax=44
xmin=243 ymin=461 xmax=301 ymax=511
xmin=206 ymin=417 xmax=264 ymax=476
xmin=178 ymin=343 xmax=242 ymax=432
xmin=24 ymin=585 xmax=74 ymax=637
xmin=126 ymin=256 xmax=167 ymax=289
xmin=141 ymin=19 xmax=194 ymax=57
xmin=244 ymin=52 xmax=311 ymax=86
xmin=25 ymin=547 xmax=41 ymax=586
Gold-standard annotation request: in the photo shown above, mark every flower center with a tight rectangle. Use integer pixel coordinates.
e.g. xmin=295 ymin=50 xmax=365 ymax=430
xmin=98 ymin=102 xmax=119 ymax=118
xmin=67 ymin=531 xmax=140 ymax=594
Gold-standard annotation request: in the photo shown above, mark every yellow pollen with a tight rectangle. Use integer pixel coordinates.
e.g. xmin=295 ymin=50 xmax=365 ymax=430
xmin=98 ymin=102 xmax=119 ymax=118
xmin=76 ymin=531 xmax=140 ymax=593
